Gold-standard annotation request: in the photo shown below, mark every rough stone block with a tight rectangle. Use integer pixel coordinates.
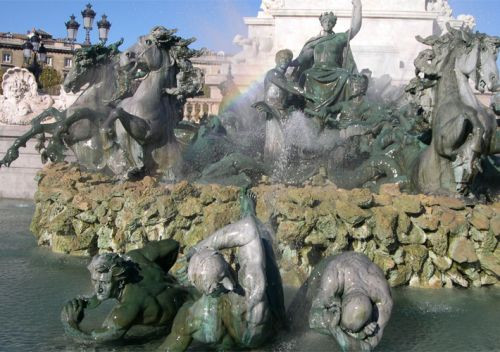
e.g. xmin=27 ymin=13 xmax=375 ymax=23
xmin=348 ymin=188 xmax=374 ymax=208
xmin=71 ymin=194 xmax=92 ymax=211
xmin=277 ymin=220 xmax=312 ymax=243
xmin=109 ymin=197 xmax=124 ymax=212
xmin=347 ymin=223 xmax=372 ymax=240
xmin=314 ymin=214 xmax=338 ymax=240
xmin=52 ymin=234 xmax=77 ymax=254
xmin=428 ymin=251 xmax=452 ymax=272
xmin=448 ymin=237 xmax=478 ymax=263
xmin=446 ymin=266 xmax=469 ymax=287
xmin=393 ymin=195 xmax=423 ymax=215
xmin=489 ymin=215 xmax=500 ymax=237
xmin=413 ymin=214 xmax=439 ymax=232
xmin=469 ymin=210 xmax=490 ymax=231
xmin=403 ymin=244 xmax=428 ymax=273
xmin=379 ymin=183 xmax=401 ymax=196
xmin=398 ymin=223 xmax=426 ymax=244
xmin=434 ymin=196 xmax=465 ymax=210
xmin=477 ymin=249 xmax=500 ymax=277
xmin=388 ymin=265 xmax=412 ymax=287
xmin=77 ymin=211 xmax=97 ymax=224
xmin=336 ymin=200 xmax=370 ymax=225
xmin=427 ymin=228 xmax=449 ymax=256
xmin=396 ymin=211 xmax=411 ymax=235
xmin=428 ymin=274 xmax=443 ymax=288
xmin=203 ymin=202 xmax=240 ymax=235
xmin=96 ymin=226 xmax=115 ymax=250
xmin=373 ymin=251 xmax=396 ymax=274
xmin=178 ymin=197 xmax=203 ymax=218
xmin=371 ymin=206 xmax=397 ymax=247
xmin=373 ymin=194 xmax=393 ymax=206
xmin=276 ymin=200 xmax=307 ymax=221
xmin=447 ymin=212 xmax=469 ymax=237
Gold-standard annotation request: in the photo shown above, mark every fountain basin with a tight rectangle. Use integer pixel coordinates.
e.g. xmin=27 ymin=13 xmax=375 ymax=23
xmin=1 ymin=198 xmax=499 ymax=351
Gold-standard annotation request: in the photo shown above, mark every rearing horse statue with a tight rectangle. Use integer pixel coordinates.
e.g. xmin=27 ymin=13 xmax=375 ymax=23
xmin=1 ymin=28 xmax=203 ymax=180
xmin=102 ymin=26 xmax=204 ymax=179
xmin=412 ymin=25 xmax=500 ymax=195
xmin=0 ymin=40 xmax=137 ymax=175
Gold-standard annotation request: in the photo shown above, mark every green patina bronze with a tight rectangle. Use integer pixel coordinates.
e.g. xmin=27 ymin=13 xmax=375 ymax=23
xmin=1 ymin=6 xmax=499 ymax=197
xmin=158 ymin=189 xmax=286 ymax=351
xmin=61 ymin=239 xmax=195 ymax=343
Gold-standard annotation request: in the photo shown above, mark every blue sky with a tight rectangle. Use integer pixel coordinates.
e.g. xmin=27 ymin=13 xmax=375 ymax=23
xmin=0 ymin=0 xmax=498 ymax=54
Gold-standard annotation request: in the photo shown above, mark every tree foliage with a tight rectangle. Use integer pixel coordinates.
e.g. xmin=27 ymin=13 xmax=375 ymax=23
xmin=39 ymin=67 xmax=62 ymax=95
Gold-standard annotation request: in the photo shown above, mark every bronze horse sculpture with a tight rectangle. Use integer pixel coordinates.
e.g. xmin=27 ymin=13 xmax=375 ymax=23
xmin=0 ymin=40 xmax=136 ymax=174
xmin=0 ymin=27 xmax=203 ymax=180
xmin=102 ymin=26 xmax=204 ymax=179
xmin=320 ymin=26 xmax=499 ymax=197
xmin=412 ymin=25 xmax=500 ymax=195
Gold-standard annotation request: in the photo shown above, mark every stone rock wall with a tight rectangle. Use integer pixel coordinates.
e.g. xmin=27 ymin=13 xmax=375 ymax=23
xmin=31 ymin=163 xmax=500 ymax=288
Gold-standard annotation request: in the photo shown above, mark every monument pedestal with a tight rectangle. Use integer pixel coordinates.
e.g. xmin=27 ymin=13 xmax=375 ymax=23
xmin=0 ymin=124 xmax=75 ymax=199
xmin=0 ymin=125 xmax=42 ymax=199
xmin=231 ymin=0 xmax=470 ymax=89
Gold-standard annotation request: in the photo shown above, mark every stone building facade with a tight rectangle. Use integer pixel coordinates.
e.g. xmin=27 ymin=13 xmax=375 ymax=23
xmin=184 ymin=51 xmax=232 ymax=123
xmin=0 ymin=29 xmax=81 ymax=80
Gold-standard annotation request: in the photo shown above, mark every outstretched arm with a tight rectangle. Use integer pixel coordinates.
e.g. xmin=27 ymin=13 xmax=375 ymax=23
xmin=267 ymin=70 xmax=305 ymax=96
xmin=61 ymin=298 xmax=139 ymax=343
xmin=128 ymin=239 xmax=180 ymax=272
xmin=363 ymin=268 xmax=393 ymax=349
xmin=309 ymin=263 xmax=343 ymax=334
xmin=191 ymin=217 xmax=258 ymax=253
xmin=349 ymin=0 xmax=363 ymax=40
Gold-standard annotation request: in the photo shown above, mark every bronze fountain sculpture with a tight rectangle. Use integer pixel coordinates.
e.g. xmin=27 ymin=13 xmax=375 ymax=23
xmin=0 ymin=2 xmax=499 ymax=350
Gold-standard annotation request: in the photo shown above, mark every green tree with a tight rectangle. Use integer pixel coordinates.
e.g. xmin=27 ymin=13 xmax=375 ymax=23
xmin=39 ymin=67 xmax=62 ymax=95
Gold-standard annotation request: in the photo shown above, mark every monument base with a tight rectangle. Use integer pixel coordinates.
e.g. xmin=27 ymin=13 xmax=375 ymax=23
xmin=0 ymin=125 xmax=43 ymax=199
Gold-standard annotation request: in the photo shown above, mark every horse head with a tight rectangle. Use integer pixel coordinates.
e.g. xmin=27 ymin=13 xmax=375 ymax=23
xmin=121 ymin=26 xmax=178 ymax=75
xmin=63 ymin=58 xmax=93 ymax=94
xmin=445 ymin=24 xmax=481 ymax=79
xmin=63 ymin=40 xmax=122 ymax=93
xmin=476 ymin=34 xmax=500 ymax=93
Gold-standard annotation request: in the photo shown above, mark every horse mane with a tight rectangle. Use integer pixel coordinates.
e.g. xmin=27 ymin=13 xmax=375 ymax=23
xmin=146 ymin=26 xmax=204 ymax=99
xmin=148 ymin=26 xmax=204 ymax=59
xmin=74 ymin=38 xmax=124 ymax=70
xmin=406 ymin=25 xmax=483 ymax=96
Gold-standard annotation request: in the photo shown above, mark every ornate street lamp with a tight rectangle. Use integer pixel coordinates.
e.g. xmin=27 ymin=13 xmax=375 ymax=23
xmin=65 ymin=14 xmax=80 ymax=49
xmin=38 ymin=43 xmax=47 ymax=63
xmin=66 ymin=5 xmax=109 ymax=48
xmin=22 ymin=39 xmax=34 ymax=63
xmin=81 ymin=3 xmax=96 ymax=46
xmin=30 ymin=32 xmax=41 ymax=51
xmin=97 ymin=14 xmax=111 ymax=44
xmin=23 ymin=31 xmax=45 ymax=85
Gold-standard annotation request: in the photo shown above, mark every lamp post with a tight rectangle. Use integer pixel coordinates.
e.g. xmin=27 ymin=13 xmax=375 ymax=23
xmin=81 ymin=3 xmax=96 ymax=46
xmin=65 ymin=14 xmax=80 ymax=50
xmin=22 ymin=31 xmax=45 ymax=85
xmin=97 ymin=14 xmax=111 ymax=44
xmin=66 ymin=4 xmax=109 ymax=49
